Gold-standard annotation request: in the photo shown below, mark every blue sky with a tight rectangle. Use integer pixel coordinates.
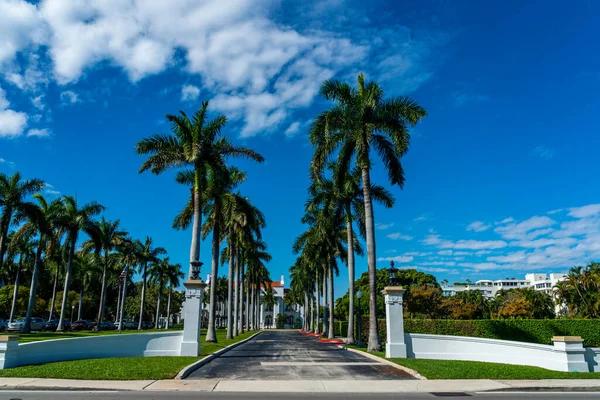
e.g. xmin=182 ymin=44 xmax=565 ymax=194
xmin=1 ymin=0 xmax=600 ymax=297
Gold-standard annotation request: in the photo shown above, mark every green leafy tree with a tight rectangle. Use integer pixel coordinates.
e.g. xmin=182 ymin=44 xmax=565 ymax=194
xmin=135 ymin=237 xmax=166 ymax=329
xmin=310 ymin=73 xmax=427 ymax=350
xmin=555 ymin=262 xmax=600 ymax=318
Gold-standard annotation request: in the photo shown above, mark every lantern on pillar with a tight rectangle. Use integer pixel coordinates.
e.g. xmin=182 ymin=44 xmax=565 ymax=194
xmin=190 ymin=261 xmax=203 ymax=281
xmin=386 ymin=261 xmax=400 ymax=286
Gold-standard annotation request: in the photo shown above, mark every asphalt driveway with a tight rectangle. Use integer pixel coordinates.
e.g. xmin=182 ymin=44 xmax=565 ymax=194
xmin=186 ymin=330 xmax=415 ymax=380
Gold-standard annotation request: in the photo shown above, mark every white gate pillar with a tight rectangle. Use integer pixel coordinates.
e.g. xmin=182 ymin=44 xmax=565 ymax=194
xmin=383 ymin=286 xmax=407 ymax=358
xmin=180 ymin=278 xmax=206 ymax=356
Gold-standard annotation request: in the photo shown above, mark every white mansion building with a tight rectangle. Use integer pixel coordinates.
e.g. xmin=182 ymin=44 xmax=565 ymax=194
xmin=441 ymin=273 xmax=567 ymax=299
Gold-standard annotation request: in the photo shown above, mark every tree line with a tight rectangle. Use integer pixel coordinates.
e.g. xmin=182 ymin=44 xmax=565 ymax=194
xmin=288 ymin=72 xmax=427 ymax=350
xmin=0 ymin=173 xmax=185 ymax=332
xmin=135 ymin=100 xmax=272 ymax=342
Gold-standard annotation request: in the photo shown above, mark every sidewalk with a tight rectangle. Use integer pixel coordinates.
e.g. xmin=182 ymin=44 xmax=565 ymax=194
xmin=1 ymin=378 xmax=600 ymax=392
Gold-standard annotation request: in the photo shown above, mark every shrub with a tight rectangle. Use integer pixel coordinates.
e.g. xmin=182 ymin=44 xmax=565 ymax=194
xmin=358 ymin=318 xmax=600 ymax=347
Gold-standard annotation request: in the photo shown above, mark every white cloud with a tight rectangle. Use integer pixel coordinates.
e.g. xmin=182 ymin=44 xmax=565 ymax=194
xmin=376 ymin=223 xmax=395 ymax=230
xmin=466 ymin=221 xmax=491 ymax=232
xmin=44 ymin=183 xmax=60 ymax=195
xmin=0 ymin=158 xmax=15 ymax=166
xmin=27 ymin=128 xmax=50 ymax=137
xmin=533 ymin=145 xmax=555 ymax=160
xmin=377 ymin=255 xmax=414 ymax=263
xmin=423 ymin=234 xmax=507 ymax=250
xmin=494 ymin=216 xmax=555 ymax=240
xmin=0 ymin=87 xmax=27 ymax=138
xmin=387 ymin=232 xmax=413 ymax=241
xmin=1 ymin=0 xmax=445 ymax=138
xmin=60 ymin=90 xmax=79 ymax=105
xmin=568 ymin=204 xmax=600 ymax=219
xmin=181 ymin=85 xmax=200 ymax=102
xmin=284 ymin=121 xmax=300 ymax=136
xmin=31 ymin=95 xmax=45 ymax=110
xmin=414 ymin=215 xmax=427 ymax=221
xmin=438 ymin=250 xmax=452 ymax=256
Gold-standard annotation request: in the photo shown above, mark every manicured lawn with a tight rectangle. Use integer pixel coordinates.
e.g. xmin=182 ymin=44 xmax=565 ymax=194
xmin=351 ymin=347 xmax=600 ymax=380
xmin=0 ymin=329 xmax=260 ymax=380
xmin=16 ymin=329 xmax=178 ymax=343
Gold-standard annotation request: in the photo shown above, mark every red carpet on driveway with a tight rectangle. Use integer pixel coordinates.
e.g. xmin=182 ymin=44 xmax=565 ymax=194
xmin=299 ymin=330 xmax=345 ymax=343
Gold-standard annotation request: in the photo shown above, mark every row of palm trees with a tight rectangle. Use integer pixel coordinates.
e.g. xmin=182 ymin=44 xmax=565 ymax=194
xmin=290 ymin=73 xmax=427 ymax=350
xmin=0 ymin=172 xmax=185 ymax=332
xmin=135 ymin=100 xmax=273 ymax=342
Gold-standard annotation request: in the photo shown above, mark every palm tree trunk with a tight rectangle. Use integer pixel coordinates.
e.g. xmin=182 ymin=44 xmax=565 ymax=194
xmin=155 ymin=282 xmax=162 ymax=329
xmin=165 ymin=285 xmax=172 ymax=329
xmin=138 ymin=262 xmax=148 ymax=330
xmin=346 ymin=215 xmax=355 ymax=344
xmin=245 ymin=274 xmax=250 ymax=331
xmin=226 ymin=239 xmax=234 ymax=339
xmin=0 ymin=212 xmax=11 ymax=273
xmin=23 ymin=236 xmax=44 ymax=333
xmin=49 ymin=266 xmax=59 ymax=321
xmin=234 ymin=263 xmax=239 ymax=336
xmin=315 ymin=270 xmax=320 ymax=335
xmin=239 ymin=264 xmax=244 ymax=333
xmin=361 ymin=165 xmax=380 ymax=351
xmin=9 ymin=256 xmax=22 ymax=323
xmin=322 ymin=267 xmax=327 ymax=336
xmin=57 ymin=238 xmax=76 ymax=331
xmin=250 ymin=284 xmax=255 ymax=330
xmin=328 ymin=262 xmax=334 ymax=339
xmin=78 ymin=285 xmax=83 ymax=321
xmin=118 ymin=267 xmax=128 ymax=333
xmin=97 ymin=251 xmax=109 ymax=330
xmin=309 ymin=293 xmax=314 ymax=332
xmin=189 ymin=183 xmax=202 ymax=279
xmin=205 ymin=201 xmax=221 ymax=343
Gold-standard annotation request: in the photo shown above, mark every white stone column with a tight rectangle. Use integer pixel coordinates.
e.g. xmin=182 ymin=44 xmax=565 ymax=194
xmin=383 ymin=286 xmax=407 ymax=358
xmin=552 ymin=336 xmax=589 ymax=372
xmin=180 ymin=279 xmax=206 ymax=356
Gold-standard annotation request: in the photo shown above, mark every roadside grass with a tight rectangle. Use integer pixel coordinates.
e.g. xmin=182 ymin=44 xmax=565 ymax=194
xmin=0 ymin=329 xmax=260 ymax=380
xmin=16 ymin=329 xmax=178 ymax=343
xmin=349 ymin=346 xmax=600 ymax=380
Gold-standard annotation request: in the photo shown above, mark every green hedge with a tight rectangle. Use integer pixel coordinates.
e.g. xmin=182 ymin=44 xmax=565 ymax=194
xmin=352 ymin=318 xmax=600 ymax=347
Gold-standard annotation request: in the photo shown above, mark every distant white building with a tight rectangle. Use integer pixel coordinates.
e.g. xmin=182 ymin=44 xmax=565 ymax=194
xmin=441 ymin=273 xmax=567 ymax=299
xmin=258 ymin=275 xmax=304 ymax=329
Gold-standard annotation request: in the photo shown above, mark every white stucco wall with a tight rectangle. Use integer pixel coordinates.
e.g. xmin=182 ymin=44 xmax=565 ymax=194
xmin=405 ymin=333 xmax=589 ymax=372
xmin=2 ymin=331 xmax=184 ymax=369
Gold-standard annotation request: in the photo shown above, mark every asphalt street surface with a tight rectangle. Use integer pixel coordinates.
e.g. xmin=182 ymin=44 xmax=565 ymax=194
xmin=2 ymin=392 xmax=600 ymax=400
xmin=187 ymin=330 xmax=414 ymax=380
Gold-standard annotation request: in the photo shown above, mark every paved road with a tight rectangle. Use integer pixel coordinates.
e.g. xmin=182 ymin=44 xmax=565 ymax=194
xmin=2 ymin=391 xmax=600 ymax=400
xmin=187 ymin=330 xmax=414 ymax=380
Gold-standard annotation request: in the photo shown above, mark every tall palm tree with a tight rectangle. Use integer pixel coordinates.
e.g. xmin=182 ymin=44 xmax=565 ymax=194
xmin=6 ymin=232 xmax=35 ymax=323
xmin=73 ymin=251 xmax=99 ymax=321
xmin=136 ymin=100 xmax=264 ymax=286
xmin=0 ymin=172 xmax=44 ymax=273
xmin=115 ymin=238 xmax=139 ymax=332
xmin=135 ymin=237 xmax=166 ymax=330
xmin=53 ymin=196 xmax=105 ymax=331
xmin=165 ymin=261 xmax=184 ymax=329
xmin=151 ymin=257 xmax=171 ymax=329
xmin=310 ymin=73 xmax=427 ymax=350
xmin=84 ymin=218 xmax=128 ymax=330
xmin=220 ymin=193 xmax=265 ymax=338
xmin=12 ymin=194 xmax=54 ymax=333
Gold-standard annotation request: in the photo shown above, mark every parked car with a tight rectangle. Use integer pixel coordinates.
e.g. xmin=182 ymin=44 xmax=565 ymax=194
xmin=115 ymin=320 xmax=136 ymax=330
xmin=8 ymin=317 xmax=44 ymax=332
xmin=41 ymin=319 xmax=58 ymax=331
xmin=0 ymin=319 xmax=7 ymax=332
xmin=141 ymin=320 xmax=153 ymax=329
xmin=70 ymin=320 xmax=94 ymax=331
xmin=94 ymin=321 xmax=116 ymax=331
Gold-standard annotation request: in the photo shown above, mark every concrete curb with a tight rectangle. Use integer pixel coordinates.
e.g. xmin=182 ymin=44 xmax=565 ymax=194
xmin=339 ymin=345 xmax=427 ymax=380
xmin=175 ymin=330 xmax=264 ymax=379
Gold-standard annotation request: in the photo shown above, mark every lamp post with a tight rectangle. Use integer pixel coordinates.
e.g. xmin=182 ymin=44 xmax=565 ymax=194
xmin=387 ymin=261 xmax=400 ymax=286
xmin=356 ymin=290 xmax=363 ymax=348
xmin=71 ymin=304 xmax=75 ymax=323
